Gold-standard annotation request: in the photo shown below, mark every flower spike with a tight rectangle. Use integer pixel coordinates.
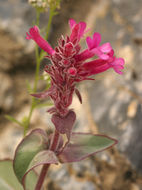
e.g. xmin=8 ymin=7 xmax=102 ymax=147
xmin=26 ymin=18 xmax=125 ymax=119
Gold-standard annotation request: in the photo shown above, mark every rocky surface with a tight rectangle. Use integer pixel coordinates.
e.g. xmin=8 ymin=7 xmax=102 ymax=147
xmin=0 ymin=0 xmax=142 ymax=190
xmin=84 ymin=0 xmax=142 ymax=174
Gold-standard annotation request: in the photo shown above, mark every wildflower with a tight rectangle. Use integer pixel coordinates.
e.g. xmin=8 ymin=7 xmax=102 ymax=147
xmin=26 ymin=19 xmax=124 ymax=136
xmin=28 ymin=0 xmax=49 ymax=11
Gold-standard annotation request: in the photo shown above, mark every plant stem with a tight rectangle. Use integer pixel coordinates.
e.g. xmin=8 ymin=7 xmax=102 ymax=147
xmin=45 ymin=8 xmax=54 ymax=40
xmin=39 ymin=8 xmax=55 ymax=61
xmin=23 ymin=6 xmax=57 ymax=136
xmin=24 ymin=8 xmax=56 ymax=135
xmin=23 ymin=10 xmax=40 ymax=136
xmin=35 ymin=130 xmax=60 ymax=190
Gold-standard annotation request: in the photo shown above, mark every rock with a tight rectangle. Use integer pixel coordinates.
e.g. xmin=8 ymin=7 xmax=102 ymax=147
xmin=122 ymin=105 xmax=142 ymax=172
xmin=0 ymin=126 xmax=23 ymax=159
xmin=83 ymin=0 xmax=142 ymax=174
xmin=130 ymin=183 xmax=141 ymax=190
xmin=0 ymin=73 xmax=14 ymax=112
xmin=0 ymin=0 xmax=33 ymax=41
xmin=0 ymin=29 xmax=23 ymax=71
xmin=0 ymin=0 xmax=51 ymax=55
xmin=71 ymin=159 xmax=97 ymax=177
xmin=49 ymin=164 xmax=96 ymax=190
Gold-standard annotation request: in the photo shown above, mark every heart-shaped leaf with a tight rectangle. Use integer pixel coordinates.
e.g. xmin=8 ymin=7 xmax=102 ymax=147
xmin=52 ymin=110 xmax=76 ymax=140
xmin=59 ymin=132 xmax=117 ymax=163
xmin=0 ymin=160 xmax=23 ymax=190
xmin=13 ymin=129 xmax=58 ymax=190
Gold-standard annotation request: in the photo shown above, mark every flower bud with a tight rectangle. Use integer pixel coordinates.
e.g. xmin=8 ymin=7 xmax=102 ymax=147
xmin=68 ymin=67 xmax=77 ymax=76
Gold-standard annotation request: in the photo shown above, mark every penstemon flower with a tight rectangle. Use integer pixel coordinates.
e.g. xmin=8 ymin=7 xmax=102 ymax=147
xmin=12 ymin=19 xmax=124 ymax=190
xmin=26 ymin=18 xmax=124 ymax=139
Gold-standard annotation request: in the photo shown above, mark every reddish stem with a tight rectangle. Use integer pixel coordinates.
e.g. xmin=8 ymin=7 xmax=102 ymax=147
xmin=35 ymin=130 xmax=60 ymax=190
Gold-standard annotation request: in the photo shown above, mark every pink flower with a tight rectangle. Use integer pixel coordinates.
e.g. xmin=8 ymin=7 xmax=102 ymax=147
xmin=69 ymin=19 xmax=87 ymax=43
xmin=26 ymin=19 xmax=125 ymax=117
xmin=26 ymin=26 xmax=55 ymax=55
xmin=86 ymin=32 xmax=112 ymax=60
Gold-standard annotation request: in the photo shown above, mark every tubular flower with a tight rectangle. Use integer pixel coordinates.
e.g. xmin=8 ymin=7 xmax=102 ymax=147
xmin=26 ymin=19 xmax=125 ymax=118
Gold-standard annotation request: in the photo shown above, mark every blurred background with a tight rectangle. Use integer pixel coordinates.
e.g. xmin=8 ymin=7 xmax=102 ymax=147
xmin=0 ymin=0 xmax=142 ymax=189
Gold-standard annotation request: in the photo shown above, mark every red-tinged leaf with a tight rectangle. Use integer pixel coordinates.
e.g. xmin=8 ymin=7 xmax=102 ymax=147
xmin=31 ymin=86 xmax=54 ymax=99
xmin=51 ymin=110 xmax=76 ymax=140
xmin=58 ymin=132 xmax=117 ymax=163
xmin=13 ymin=129 xmax=59 ymax=190
xmin=75 ymin=88 xmax=82 ymax=104
xmin=22 ymin=150 xmax=58 ymax=189
xmin=31 ymin=90 xmax=50 ymax=99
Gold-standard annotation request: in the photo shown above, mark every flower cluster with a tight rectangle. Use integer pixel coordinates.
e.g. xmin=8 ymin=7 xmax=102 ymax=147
xmin=28 ymin=0 xmax=49 ymax=11
xmin=26 ymin=19 xmax=124 ymax=136
xmin=29 ymin=0 xmax=61 ymax=11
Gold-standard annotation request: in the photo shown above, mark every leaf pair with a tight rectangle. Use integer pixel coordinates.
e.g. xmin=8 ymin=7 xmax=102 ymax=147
xmin=12 ymin=128 xmax=117 ymax=189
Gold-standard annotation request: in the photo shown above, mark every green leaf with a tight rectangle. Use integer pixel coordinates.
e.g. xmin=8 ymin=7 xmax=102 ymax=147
xmin=0 ymin=160 xmax=23 ymax=190
xmin=13 ymin=129 xmax=58 ymax=189
xmin=5 ymin=115 xmax=24 ymax=127
xmin=24 ymin=171 xmax=38 ymax=190
xmin=59 ymin=132 xmax=117 ymax=163
xmin=13 ymin=129 xmax=47 ymax=182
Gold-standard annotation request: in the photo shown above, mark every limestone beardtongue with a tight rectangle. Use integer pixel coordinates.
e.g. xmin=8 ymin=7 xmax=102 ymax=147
xmin=12 ymin=21 xmax=123 ymax=185
xmin=26 ymin=18 xmax=125 ymax=137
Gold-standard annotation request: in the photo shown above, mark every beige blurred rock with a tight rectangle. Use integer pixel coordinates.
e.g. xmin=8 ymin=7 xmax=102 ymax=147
xmin=130 ymin=183 xmax=140 ymax=190
xmin=0 ymin=29 xmax=23 ymax=71
xmin=127 ymin=100 xmax=138 ymax=118
xmin=0 ymin=73 xmax=14 ymax=111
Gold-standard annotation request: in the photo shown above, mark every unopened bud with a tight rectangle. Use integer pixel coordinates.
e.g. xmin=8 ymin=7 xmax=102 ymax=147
xmin=68 ymin=67 xmax=77 ymax=76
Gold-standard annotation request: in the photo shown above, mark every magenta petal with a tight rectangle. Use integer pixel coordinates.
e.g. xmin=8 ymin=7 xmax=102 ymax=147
xmin=99 ymin=53 xmax=109 ymax=60
xmin=93 ymin=32 xmax=101 ymax=47
xmin=110 ymin=58 xmax=125 ymax=74
xmin=75 ymin=49 xmax=94 ymax=61
xmin=114 ymin=58 xmax=125 ymax=66
xmin=70 ymin=24 xmax=80 ymax=43
xmin=26 ymin=26 xmax=55 ymax=55
xmin=99 ymin=42 xmax=112 ymax=53
xmin=82 ymin=59 xmax=111 ymax=76
xmin=51 ymin=110 xmax=76 ymax=140
xmin=59 ymin=132 xmax=117 ymax=163
xmin=69 ymin=19 xmax=86 ymax=41
xmin=83 ymin=59 xmax=106 ymax=70
xmin=86 ymin=32 xmax=101 ymax=50
xmin=78 ymin=22 xmax=86 ymax=37
xmin=92 ymin=48 xmax=109 ymax=60
xmin=86 ymin=36 xmax=94 ymax=50
xmin=69 ymin=19 xmax=76 ymax=29
xmin=88 ymin=64 xmax=110 ymax=75
xmin=34 ymin=36 xmax=55 ymax=55
xmin=113 ymin=65 xmax=124 ymax=74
